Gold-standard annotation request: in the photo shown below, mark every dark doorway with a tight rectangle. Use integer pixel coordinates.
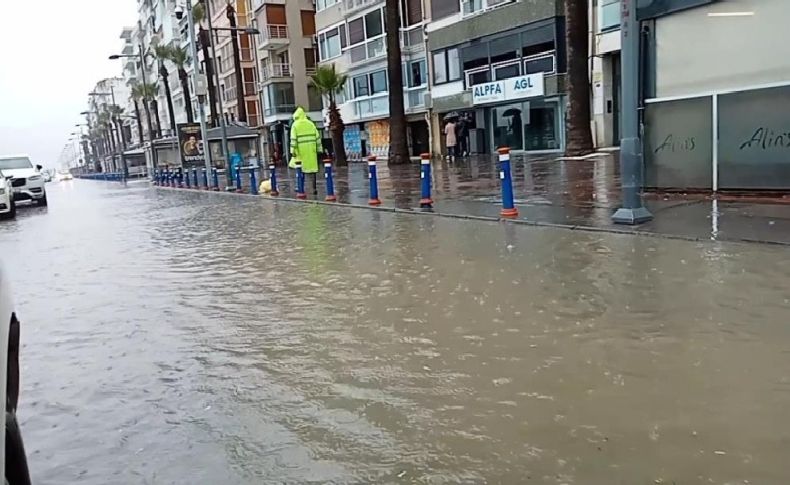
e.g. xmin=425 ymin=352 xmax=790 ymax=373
xmin=409 ymin=120 xmax=430 ymax=156
xmin=612 ymin=52 xmax=621 ymax=146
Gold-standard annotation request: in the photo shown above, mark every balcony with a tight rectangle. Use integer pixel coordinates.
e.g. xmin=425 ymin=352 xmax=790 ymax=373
xmin=347 ymin=37 xmax=385 ymax=65
xmin=351 ymin=86 xmax=428 ymax=119
xmin=400 ymin=25 xmax=424 ymax=51
xmin=264 ymin=104 xmax=296 ymax=117
xmin=261 ymin=63 xmax=293 ymax=82
xmin=258 ymin=24 xmax=289 ymax=50
xmin=406 ymin=86 xmax=427 ymax=111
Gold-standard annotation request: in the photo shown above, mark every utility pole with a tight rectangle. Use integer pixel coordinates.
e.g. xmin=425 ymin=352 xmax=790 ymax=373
xmin=139 ymin=42 xmax=159 ymax=177
xmin=185 ymin=0 xmax=213 ymax=177
xmin=611 ymin=0 xmax=653 ymax=224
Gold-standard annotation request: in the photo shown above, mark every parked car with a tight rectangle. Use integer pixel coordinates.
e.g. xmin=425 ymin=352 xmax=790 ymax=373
xmin=0 ymin=265 xmax=32 ymax=484
xmin=0 ymin=174 xmax=15 ymax=219
xmin=0 ymin=155 xmax=47 ymax=206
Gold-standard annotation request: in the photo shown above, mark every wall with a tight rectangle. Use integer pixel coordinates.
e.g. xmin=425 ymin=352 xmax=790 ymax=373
xmin=655 ymin=0 xmax=790 ymax=98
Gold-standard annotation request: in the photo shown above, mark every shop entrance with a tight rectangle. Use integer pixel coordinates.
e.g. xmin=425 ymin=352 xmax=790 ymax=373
xmin=490 ymin=99 xmax=562 ymax=152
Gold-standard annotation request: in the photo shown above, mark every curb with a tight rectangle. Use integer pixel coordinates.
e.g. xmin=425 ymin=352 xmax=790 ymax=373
xmin=151 ymin=185 xmax=790 ymax=248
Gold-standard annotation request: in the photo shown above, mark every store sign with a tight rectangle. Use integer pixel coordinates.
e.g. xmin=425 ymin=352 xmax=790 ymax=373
xmin=472 ymin=74 xmax=545 ymax=105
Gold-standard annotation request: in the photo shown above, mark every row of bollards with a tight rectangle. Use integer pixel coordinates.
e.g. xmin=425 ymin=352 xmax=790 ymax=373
xmin=152 ymin=148 xmax=519 ymax=218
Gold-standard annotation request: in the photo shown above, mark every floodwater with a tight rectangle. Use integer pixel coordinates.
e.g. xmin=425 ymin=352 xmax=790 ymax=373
xmin=1 ymin=181 xmax=789 ymax=484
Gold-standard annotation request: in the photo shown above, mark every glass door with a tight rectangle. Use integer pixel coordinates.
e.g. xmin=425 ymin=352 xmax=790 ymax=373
xmin=492 ymin=103 xmax=524 ymax=151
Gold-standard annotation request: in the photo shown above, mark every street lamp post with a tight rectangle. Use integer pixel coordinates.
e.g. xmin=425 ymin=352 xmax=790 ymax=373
xmin=611 ymin=0 xmax=653 ymax=224
xmin=110 ymin=45 xmax=157 ymax=178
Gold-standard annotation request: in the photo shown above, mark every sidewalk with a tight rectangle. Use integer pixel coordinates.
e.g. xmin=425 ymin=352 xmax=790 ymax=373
xmin=171 ymin=153 xmax=790 ymax=246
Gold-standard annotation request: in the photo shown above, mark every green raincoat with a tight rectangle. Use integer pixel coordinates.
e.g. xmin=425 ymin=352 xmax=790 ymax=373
xmin=289 ymin=107 xmax=321 ymax=174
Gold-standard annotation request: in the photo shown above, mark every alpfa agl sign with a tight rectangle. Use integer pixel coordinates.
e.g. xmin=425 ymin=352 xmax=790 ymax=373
xmin=472 ymin=73 xmax=545 ymax=105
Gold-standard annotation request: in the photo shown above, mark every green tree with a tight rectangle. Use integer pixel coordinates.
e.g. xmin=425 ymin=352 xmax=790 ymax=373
xmin=310 ymin=65 xmax=348 ymax=165
xmin=130 ymin=83 xmax=146 ymax=145
xmin=564 ymin=0 xmax=594 ymax=156
xmin=384 ymin=0 xmax=409 ymax=165
xmin=153 ymin=43 xmax=178 ymax=135
xmin=167 ymin=46 xmax=195 ymax=124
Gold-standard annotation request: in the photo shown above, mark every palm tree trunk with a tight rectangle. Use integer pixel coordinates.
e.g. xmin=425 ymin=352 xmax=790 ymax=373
xmin=564 ymin=0 xmax=593 ymax=156
xmin=151 ymin=98 xmax=163 ymax=139
xmin=384 ymin=0 xmax=409 ymax=165
xmin=133 ymin=99 xmax=144 ymax=145
xmin=178 ymin=69 xmax=195 ymax=123
xmin=160 ymin=64 xmax=178 ymax=135
xmin=199 ymin=27 xmax=220 ymax=128
xmin=226 ymin=4 xmax=247 ymax=123
xmin=329 ymin=96 xmax=347 ymax=166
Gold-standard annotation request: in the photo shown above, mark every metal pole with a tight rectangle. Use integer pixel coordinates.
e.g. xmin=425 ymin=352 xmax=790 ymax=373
xmin=186 ymin=0 xmax=213 ymax=178
xmin=139 ymin=43 xmax=158 ymax=177
xmin=611 ymin=0 xmax=653 ymax=225
xmin=204 ymin=0 xmax=232 ymax=186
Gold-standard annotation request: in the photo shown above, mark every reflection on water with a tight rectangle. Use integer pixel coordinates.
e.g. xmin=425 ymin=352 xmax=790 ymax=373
xmin=1 ymin=181 xmax=789 ymax=484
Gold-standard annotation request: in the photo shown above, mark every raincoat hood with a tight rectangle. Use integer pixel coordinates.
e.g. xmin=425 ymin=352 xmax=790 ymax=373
xmin=293 ymin=107 xmax=306 ymax=121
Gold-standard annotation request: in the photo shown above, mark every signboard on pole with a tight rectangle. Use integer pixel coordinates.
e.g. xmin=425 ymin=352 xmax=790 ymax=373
xmin=177 ymin=123 xmax=205 ymax=168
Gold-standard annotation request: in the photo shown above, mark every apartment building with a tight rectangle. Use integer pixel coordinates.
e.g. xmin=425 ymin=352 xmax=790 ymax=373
xmin=253 ymin=0 xmax=323 ymax=159
xmin=426 ymin=0 xmax=567 ymax=155
xmin=119 ymin=27 xmax=142 ymax=147
xmin=315 ymin=0 xmax=430 ymax=158
xmin=207 ymin=0 xmax=261 ymax=127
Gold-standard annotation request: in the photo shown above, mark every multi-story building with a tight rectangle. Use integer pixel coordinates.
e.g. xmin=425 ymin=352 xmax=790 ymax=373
xmin=119 ymin=26 xmax=142 ymax=146
xmin=253 ymin=0 xmax=323 ymax=159
xmin=425 ymin=0 xmax=567 ymax=155
xmin=86 ymin=77 xmax=130 ymax=172
xmin=315 ymin=0 xmax=430 ymax=158
xmin=207 ymin=0 xmax=261 ymax=127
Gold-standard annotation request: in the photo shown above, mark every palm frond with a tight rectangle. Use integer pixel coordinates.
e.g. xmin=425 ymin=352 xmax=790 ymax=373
xmin=310 ymin=64 xmax=347 ymax=95
xmin=168 ymin=46 xmax=189 ymax=68
xmin=192 ymin=2 xmax=205 ymax=24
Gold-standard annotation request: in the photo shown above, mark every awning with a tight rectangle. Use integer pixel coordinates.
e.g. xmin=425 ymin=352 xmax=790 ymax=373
xmin=122 ymin=147 xmax=146 ymax=156
xmin=207 ymin=124 xmax=259 ymax=141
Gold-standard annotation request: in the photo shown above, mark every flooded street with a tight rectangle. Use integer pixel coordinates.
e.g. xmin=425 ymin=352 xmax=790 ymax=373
xmin=1 ymin=180 xmax=789 ymax=484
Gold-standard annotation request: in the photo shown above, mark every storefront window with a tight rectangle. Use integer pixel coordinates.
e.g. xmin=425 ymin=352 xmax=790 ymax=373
xmin=524 ymin=100 xmax=560 ymax=151
xmin=493 ymin=103 xmax=524 ymax=150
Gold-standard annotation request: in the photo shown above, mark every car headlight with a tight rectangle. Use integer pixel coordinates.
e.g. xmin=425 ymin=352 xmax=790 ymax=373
xmin=28 ymin=175 xmax=41 ymax=181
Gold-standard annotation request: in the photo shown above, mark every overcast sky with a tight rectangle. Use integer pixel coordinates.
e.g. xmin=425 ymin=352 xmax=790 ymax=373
xmin=0 ymin=1 xmax=138 ymax=168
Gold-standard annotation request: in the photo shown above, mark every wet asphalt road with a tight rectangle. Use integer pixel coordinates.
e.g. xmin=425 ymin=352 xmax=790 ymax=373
xmin=1 ymin=180 xmax=790 ymax=484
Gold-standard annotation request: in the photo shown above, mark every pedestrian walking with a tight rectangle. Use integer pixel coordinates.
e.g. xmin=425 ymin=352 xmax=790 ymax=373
xmin=444 ymin=119 xmax=457 ymax=161
xmin=457 ymin=115 xmax=469 ymax=157
xmin=289 ymin=107 xmax=322 ymax=195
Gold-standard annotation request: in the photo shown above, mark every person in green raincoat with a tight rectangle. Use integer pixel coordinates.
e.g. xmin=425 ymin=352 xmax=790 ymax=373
xmin=289 ymin=107 xmax=322 ymax=195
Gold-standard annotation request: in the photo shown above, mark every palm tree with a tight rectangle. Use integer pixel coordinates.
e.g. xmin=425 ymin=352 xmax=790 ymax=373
xmin=225 ymin=3 xmax=247 ymax=123
xmin=193 ymin=2 xmax=219 ymax=127
xmin=167 ymin=46 xmax=195 ymax=124
xmin=153 ymin=44 xmax=178 ymax=135
xmin=132 ymin=83 xmax=159 ymax=142
xmin=310 ymin=65 xmax=348 ymax=165
xmin=564 ymin=0 xmax=593 ymax=156
xmin=384 ymin=0 xmax=409 ymax=165
xmin=147 ymin=84 xmax=163 ymax=138
xmin=130 ymin=83 xmax=146 ymax=145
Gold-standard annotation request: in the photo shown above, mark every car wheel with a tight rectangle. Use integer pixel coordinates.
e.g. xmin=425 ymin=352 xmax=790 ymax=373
xmin=36 ymin=194 xmax=47 ymax=207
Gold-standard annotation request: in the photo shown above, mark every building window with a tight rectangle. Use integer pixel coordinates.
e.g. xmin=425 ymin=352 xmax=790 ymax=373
xmin=408 ymin=59 xmax=427 ymax=87
xmin=600 ymin=0 xmax=621 ymax=31
xmin=316 ymin=0 xmax=340 ymax=12
xmin=352 ymin=70 xmax=388 ymax=99
xmin=347 ymin=7 xmax=385 ymax=47
xmin=265 ymin=83 xmax=295 ymax=115
xmin=318 ymin=25 xmax=346 ymax=61
xmin=432 ymin=48 xmax=461 ymax=85
xmin=307 ymin=85 xmax=323 ymax=111
xmin=301 ymin=10 xmax=316 ymax=36
xmin=431 ymin=0 xmax=460 ymax=20
xmin=365 ymin=9 xmax=383 ymax=38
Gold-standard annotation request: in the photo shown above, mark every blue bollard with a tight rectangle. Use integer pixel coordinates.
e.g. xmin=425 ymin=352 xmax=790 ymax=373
xmin=170 ymin=168 xmax=176 ymax=188
xmin=497 ymin=147 xmax=518 ymax=217
xmin=153 ymin=169 xmax=159 ymax=185
xmin=324 ymin=158 xmax=336 ymax=202
xmin=419 ymin=152 xmax=433 ymax=209
xmin=249 ymin=167 xmax=258 ymax=195
xmin=192 ymin=168 xmax=199 ymax=188
xmin=202 ymin=168 xmax=209 ymax=189
xmin=269 ymin=164 xmax=279 ymax=196
xmin=295 ymin=161 xmax=306 ymax=199
xmin=212 ymin=168 xmax=219 ymax=191
xmin=185 ymin=168 xmax=191 ymax=188
xmin=165 ymin=168 xmax=171 ymax=187
xmin=367 ymin=156 xmax=381 ymax=205
xmin=178 ymin=168 xmax=185 ymax=188
xmin=235 ymin=166 xmax=243 ymax=192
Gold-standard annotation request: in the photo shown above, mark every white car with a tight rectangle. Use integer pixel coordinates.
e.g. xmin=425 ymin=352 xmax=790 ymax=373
xmin=0 ymin=175 xmax=15 ymax=219
xmin=0 ymin=265 xmax=32 ymax=482
xmin=0 ymin=155 xmax=47 ymax=206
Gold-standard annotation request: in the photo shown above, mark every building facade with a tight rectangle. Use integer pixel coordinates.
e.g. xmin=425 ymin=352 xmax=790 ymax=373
xmin=637 ymin=0 xmax=790 ymax=190
xmin=253 ymin=0 xmax=322 ymax=161
xmin=315 ymin=0 xmax=430 ymax=158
